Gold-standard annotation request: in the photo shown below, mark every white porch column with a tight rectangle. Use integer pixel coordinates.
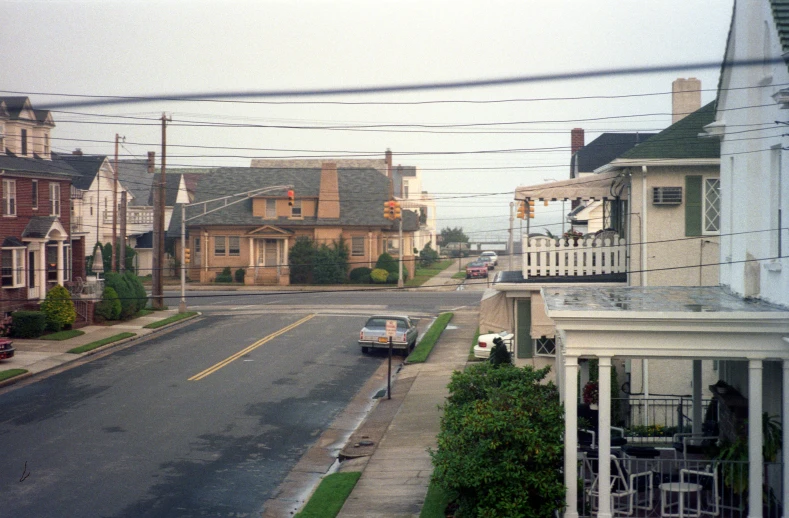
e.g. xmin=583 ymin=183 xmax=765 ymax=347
xmin=692 ymin=360 xmax=703 ymax=435
xmin=749 ymin=359 xmax=764 ymax=518
xmin=248 ymin=237 xmax=254 ymax=268
xmin=598 ymin=357 xmax=613 ymax=518
xmin=283 ymin=238 xmax=289 ymax=267
xmin=38 ymin=245 xmax=47 ymax=300
xmin=783 ymin=360 xmax=789 ymax=514
xmin=56 ymin=240 xmax=64 ymax=285
xmin=563 ymin=355 xmax=579 ymax=518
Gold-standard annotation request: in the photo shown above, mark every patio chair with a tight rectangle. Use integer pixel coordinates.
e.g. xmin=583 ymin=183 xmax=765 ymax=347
xmin=672 ymin=433 xmax=718 ymax=465
xmin=587 ymin=453 xmax=654 ymax=516
xmin=578 ymin=404 xmax=628 ymax=450
xmin=679 ymin=465 xmax=720 ymax=517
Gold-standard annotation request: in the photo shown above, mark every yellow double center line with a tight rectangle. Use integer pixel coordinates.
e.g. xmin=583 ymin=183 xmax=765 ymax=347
xmin=188 ymin=314 xmax=316 ymax=381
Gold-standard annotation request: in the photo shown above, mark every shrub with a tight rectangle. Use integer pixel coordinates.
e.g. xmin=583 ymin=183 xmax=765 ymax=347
xmin=349 ymin=267 xmax=372 ymax=283
xmin=95 ymin=286 xmax=122 ymax=321
xmin=289 ymin=236 xmax=316 ymax=284
xmin=313 ymin=244 xmax=345 ymax=284
xmin=419 ymin=243 xmax=440 ymax=267
xmin=215 ymin=267 xmax=233 ymax=283
xmin=10 ymin=311 xmax=47 ymax=338
xmin=430 ymin=363 xmax=564 ymax=517
xmin=40 ymin=284 xmax=77 ymax=332
xmin=105 ymin=272 xmax=147 ymax=320
xmin=375 ymin=252 xmax=398 ymax=274
xmin=234 ymin=268 xmax=246 ymax=283
xmin=359 ymin=273 xmax=371 ymax=283
xmin=370 ymin=268 xmax=389 ymax=284
xmin=125 ymin=272 xmax=148 ymax=314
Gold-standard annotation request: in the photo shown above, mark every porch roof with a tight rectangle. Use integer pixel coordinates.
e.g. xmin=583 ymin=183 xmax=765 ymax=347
xmin=514 ymin=171 xmax=627 ymax=202
xmin=542 ymin=285 xmax=789 ymax=360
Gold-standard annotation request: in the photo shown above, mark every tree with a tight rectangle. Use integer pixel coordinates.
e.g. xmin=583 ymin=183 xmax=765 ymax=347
xmin=289 ymin=237 xmax=316 ymax=284
xmin=419 ymin=243 xmax=440 ymax=267
xmin=440 ymin=227 xmax=469 ymax=245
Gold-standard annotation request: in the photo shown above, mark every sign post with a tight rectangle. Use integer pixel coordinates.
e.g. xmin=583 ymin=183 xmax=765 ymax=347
xmin=386 ymin=320 xmax=397 ymax=400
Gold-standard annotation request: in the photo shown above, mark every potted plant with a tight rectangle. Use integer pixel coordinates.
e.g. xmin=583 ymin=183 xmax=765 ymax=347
xmin=583 ymin=380 xmax=599 ymax=409
xmin=562 ymin=229 xmax=584 ymax=246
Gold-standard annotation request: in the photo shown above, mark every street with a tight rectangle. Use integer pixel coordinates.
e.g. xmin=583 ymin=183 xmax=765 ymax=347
xmin=0 ymin=292 xmax=480 ymax=517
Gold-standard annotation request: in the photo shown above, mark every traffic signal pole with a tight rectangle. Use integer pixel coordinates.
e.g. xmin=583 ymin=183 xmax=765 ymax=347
xmin=398 ymin=217 xmax=403 ymax=288
xmin=179 ymin=203 xmax=186 ymax=313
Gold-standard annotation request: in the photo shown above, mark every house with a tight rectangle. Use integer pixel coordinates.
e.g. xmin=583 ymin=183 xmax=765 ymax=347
xmin=168 ymin=163 xmax=419 ymax=285
xmin=115 ymin=159 xmax=156 ymax=274
xmin=547 ymin=3 xmax=789 ymax=516
xmin=0 ymin=97 xmax=83 ymax=312
xmin=253 ymin=149 xmax=438 ymax=252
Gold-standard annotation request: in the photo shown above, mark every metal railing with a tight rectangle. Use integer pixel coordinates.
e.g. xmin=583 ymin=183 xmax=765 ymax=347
xmin=609 ymin=397 xmax=715 ymax=445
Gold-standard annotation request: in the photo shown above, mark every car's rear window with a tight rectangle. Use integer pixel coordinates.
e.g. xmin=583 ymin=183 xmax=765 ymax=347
xmin=365 ymin=318 xmax=406 ymax=329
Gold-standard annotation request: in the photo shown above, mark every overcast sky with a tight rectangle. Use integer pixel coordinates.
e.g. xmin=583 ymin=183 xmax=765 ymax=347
xmin=2 ymin=0 xmax=733 ymax=242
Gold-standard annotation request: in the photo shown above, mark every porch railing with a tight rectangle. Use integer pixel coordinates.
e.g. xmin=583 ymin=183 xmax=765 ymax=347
xmin=612 ymin=397 xmax=716 ymax=445
xmin=522 ymin=233 xmax=626 ymax=278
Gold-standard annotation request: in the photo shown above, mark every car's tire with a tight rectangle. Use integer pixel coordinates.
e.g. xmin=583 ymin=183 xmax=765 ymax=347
xmin=361 ymin=346 xmax=369 ymax=354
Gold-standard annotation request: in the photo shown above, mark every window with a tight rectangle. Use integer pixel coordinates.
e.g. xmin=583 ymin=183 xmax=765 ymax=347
xmin=265 ymin=199 xmax=276 ymax=219
xmin=44 ymin=134 xmax=50 ymax=155
xmin=2 ymin=179 xmax=16 ymax=216
xmin=685 ymin=176 xmax=720 ymax=236
xmin=1 ymin=248 xmax=25 ymax=288
xmin=534 ymin=337 xmax=556 ymax=356
xmin=228 ymin=236 xmax=240 ymax=256
xmin=703 ymin=178 xmax=720 ymax=233
xmin=46 ymin=245 xmax=58 ymax=282
xmin=214 ymin=236 xmax=226 ymax=256
xmin=49 ymin=182 xmax=61 ymax=216
xmin=291 ymin=200 xmax=302 ymax=218
xmin=351 ymin=237 xmax=365 ymax=257
xmin=403 ymin=182 xmax=409 ymax=198
xmin=21 ymin=129 xmax=27 ymax=155
xmin=31 ymin=180 xmax=38 ymax=209
xmin=0 ymin=123 xmax=4 ymax=151
xmin=386 ymin=238 xmax=399 ymax=255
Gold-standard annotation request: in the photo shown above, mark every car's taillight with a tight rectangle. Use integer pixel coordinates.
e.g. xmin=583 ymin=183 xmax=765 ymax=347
xmin=360 ymin=331 xmax=364 ymax=340
xmin=478 ymin=341 xmax=487 ymax=348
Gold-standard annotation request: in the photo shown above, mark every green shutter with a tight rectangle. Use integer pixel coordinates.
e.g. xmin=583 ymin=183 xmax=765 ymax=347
xmin=516 ymin=299 xmax=532 ymax=359
xmin=685 ymin=175 xmax=702 ymax=237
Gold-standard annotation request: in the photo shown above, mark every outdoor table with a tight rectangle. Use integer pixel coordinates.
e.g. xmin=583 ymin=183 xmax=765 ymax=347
xmin=659 ymin=481 xmax=701 ymax=518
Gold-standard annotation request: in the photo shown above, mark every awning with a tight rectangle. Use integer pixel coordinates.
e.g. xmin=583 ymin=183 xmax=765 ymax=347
xmin=515 ymin=171 xmax=627 ymax=201
xmin=530 ymin=292 xmax=555 ymax=339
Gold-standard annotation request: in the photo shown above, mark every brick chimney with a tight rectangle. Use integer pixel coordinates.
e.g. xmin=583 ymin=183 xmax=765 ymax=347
xmin=385 ymin=148 xmax=392 ymax=178
xmin=571 ymin=128 xmax=585 ymax=155
xmin=317 ymin=162 xmax=340 ymax=219
xmin=72 ymin=148 xmax=83 ymax=155
xmin=672 ymin=78 xmax=701 ymax=124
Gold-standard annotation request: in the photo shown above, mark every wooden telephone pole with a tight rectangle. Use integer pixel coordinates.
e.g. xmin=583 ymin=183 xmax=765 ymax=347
xmin=111 ymin=134 xmax=124 ymax=272
xmin=153 ymin=114 xmax=169 ymax=309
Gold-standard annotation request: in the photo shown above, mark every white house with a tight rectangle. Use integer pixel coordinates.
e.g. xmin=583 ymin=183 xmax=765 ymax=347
xmin=548 ymin=3 xmax=789 ymax=517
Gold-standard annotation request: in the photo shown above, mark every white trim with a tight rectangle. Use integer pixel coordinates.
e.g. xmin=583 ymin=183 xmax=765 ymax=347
xmin=595 ymin=158 xmax=720 ymax=175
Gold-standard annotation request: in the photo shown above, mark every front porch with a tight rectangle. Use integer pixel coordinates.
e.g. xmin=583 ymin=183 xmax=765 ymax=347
xmin=543 ymin=286 xmax=789 ymax=518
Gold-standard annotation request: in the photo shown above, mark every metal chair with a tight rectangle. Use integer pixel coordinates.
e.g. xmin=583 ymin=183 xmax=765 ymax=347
xmin=587 ymin=454 xmax=654 ymax=516
xmin=680 ymin=465 xmax=720 ymax=517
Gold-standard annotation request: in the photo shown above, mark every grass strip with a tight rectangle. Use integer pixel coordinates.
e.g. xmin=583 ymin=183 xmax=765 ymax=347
xmin=67 ymin=332 xmax=136 ymax=354
xmin=143 ymin=311 xmax=197 ymax=329
xmin=135 ymin=309 xmax=154 ymax=318
xmin=0 ymin=369 xmax=28 ymax=383
xmin=467 ymin=327 xmax=483 ymax=362
xmin=405 ymin=259 xmax=455 ymax=287
xmin=294 ymin=471 xmax=361 ymax=518
xmin=41 ymin=329 xmax=85 ymax=341
xmin=420 ymin=479 xmax=456 ymax=518
xmin=407 ymin=312 xmax=453 ymax=363
xmin=451 ymin=270 xmax=467 ymax=280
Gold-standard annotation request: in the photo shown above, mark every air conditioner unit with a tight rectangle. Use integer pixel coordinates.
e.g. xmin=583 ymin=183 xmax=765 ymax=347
xmin=652 ymin=186 xmax=682 ymax=205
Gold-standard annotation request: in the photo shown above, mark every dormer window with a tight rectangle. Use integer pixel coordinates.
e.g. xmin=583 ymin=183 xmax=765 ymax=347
xmin=21 ymin=129 xmax=27 ymax=155
xmin=291 ymin=200 xmax=302 ymax=218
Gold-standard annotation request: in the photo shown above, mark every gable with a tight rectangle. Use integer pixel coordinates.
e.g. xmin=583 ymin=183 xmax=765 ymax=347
xmin=246 ymin=225 xmax=293 ymax=237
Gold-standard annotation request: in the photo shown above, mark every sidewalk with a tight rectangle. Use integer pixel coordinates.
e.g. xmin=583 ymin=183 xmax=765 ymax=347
xmin=0 ymin=309 xmax=194 ymax=386
xmin=336 ymin=309 xmax=475 ymax=517
xmin=418 ymin=258 xmax=464 ymax=291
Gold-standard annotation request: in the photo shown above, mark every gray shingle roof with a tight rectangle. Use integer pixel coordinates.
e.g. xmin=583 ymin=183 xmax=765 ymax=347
xmin=116 ymin=159 xmax=155 ymax=207
xmin=0 ymin=153 xmax=78 ymax=178
xmin=149 ymin=172 xmax=185 ymax=206
xmin=571 ymin=133 xmax=657 ymax=175
xmin=0 ymin=97 xmax=30 ymax=119
xmin=52 ymin=152 xmax=107 ymax=189
xmin=168 ymin=167 xmax=417 ymax=236
xmin=22 ymin=216 xmax=59 ymax=239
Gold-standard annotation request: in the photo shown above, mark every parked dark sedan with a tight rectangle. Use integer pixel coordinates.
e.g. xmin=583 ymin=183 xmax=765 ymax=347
xmin=0 ymin=338 xmax=15 ymax=360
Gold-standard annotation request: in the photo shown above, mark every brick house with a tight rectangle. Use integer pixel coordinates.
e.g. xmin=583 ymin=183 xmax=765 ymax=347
xmin=0 ymin=97 xmax=83 ymax=314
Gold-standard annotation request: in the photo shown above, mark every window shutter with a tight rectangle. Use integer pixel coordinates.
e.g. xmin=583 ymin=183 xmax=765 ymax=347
xmin=685 ymin=175 xmax=702 ymax=237
xmin=516 ymin=299 xmax=533 ymax=359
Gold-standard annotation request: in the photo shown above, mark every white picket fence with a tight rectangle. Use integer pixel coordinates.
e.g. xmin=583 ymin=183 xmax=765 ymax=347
xmin=522 ymin=234 xmax=626 ymax=278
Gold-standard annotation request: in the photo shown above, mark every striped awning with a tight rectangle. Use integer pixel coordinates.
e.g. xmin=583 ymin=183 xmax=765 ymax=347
xmin=515 ymin=171 xmax=627 ymax=201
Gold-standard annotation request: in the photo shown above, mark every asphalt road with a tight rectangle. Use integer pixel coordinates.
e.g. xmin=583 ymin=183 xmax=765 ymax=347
xmin=0 ymin=308 xmax=414 ymax=517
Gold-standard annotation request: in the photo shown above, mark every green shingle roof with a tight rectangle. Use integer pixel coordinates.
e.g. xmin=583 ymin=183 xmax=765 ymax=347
xmin=619 ymin=101 xmax=719 ymax=160
xmin=772 ymin=0 xmax=789 ymax=58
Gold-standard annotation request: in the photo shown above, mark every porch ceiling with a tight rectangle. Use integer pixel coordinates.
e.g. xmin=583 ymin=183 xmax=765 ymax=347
xmin=543 ymin=286 xmax=789 ymax=360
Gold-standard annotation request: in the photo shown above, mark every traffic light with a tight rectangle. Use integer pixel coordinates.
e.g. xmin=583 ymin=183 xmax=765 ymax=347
xmin=528 ymin=200 xmax=535 ymax=219
xmin=393 ymin=200 xmax=401 ymax=220
xmin=184 ymin=248 xmax=191 ymax=264
xmin=516 ymin=201 xmax=526 ymax=219
xmin=384 ymin=200 xmax=397 ymax=220
xmin=147 ymin=151 xmax=155 ymax=173
xmin=287 ymin=189 xmax=295 ymax=207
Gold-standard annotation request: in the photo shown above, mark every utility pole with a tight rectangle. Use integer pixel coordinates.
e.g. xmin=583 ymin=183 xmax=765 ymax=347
xmin=508 ymin=201 xmax=514 ymax=271
xmin=153 ymin=114 xmax=169 ymax=309
xmin=398 ymin=216 xmax=403 ymax=288
xmin=119 ymin=192 xmax=127 ymax=273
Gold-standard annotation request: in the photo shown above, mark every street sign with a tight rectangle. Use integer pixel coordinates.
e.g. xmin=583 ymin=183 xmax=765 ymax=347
xmin=385 ymin=320 xmax=397 ymax=338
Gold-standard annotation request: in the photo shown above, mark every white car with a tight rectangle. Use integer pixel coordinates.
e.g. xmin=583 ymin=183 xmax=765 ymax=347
xmin=480 ymin=251 xmax=498 ymax=266
xmin=473 ymin=330 xmax=514 ymax=359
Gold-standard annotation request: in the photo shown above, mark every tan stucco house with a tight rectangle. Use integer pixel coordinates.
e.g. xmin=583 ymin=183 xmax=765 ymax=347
xmin=169 ymin=162 xmax=418 ymax=285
